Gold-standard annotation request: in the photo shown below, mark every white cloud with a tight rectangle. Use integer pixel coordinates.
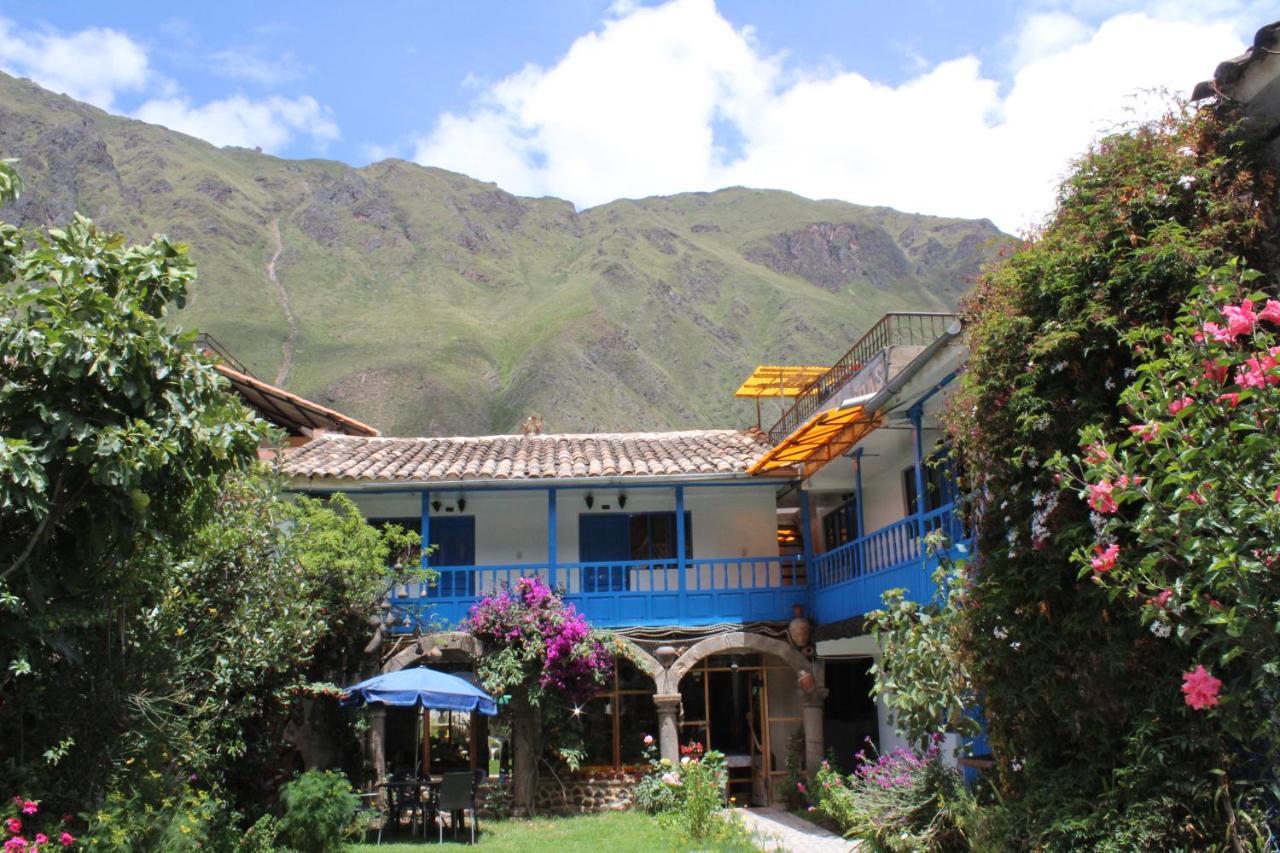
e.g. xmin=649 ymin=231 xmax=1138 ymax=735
xmin=0 ymin=16 xmax=149 ymax=110
xmin=135 ymin=94 xmax=339 ymax=153
xmin=411 ymin=0 xmax=1245 ymax=232
xmin=209 ymin=47 xmax=307 ymax=86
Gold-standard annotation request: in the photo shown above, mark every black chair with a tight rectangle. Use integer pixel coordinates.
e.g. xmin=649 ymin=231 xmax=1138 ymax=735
xmin=438 ymin=771 xmax=478 ymax=844
xmin=378 ymin=778 xmax=426 ymax=843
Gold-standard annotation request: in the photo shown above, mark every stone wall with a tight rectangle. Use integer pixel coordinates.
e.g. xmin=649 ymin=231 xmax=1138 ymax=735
xmin=477 ymin=772 xmax=641 ymax=818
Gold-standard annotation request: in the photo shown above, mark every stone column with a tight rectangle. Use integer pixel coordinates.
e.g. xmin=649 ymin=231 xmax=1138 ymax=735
xmin=801 ymin=688 xmax=828 ymax=780
xmin=654 ymin=693 xmax=682 ymax=764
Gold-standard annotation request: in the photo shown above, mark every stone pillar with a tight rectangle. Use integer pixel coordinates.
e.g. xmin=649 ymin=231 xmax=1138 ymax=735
xmin=801 ymin=688 xmax=828 ymax=780
xmin=654 ymin=693 xmax=682 ymax=764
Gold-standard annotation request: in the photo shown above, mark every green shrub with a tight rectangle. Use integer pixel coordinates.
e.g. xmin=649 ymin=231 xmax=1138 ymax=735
xmin=276 ymin=770 xmax=358 ymax=853
xmin=809 ymin=740 xmax=974 ymax=852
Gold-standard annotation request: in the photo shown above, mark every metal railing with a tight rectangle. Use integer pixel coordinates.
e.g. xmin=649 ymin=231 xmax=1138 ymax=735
xmin=812 ymin=502 xmax=964 ymax=589
xmin=766 ymin=312 xmax=957 ymax=444
xmin=194 ymin=332 xmax=252 ymax=376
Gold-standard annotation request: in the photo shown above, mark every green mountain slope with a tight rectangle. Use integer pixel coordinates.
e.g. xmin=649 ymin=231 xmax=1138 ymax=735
xmin=0 ymin=72 xmax=1006 ymax=435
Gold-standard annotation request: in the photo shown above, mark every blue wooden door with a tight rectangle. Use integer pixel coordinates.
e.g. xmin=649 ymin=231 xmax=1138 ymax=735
xmin=579 ymin=515 xmax=630 ymax=592
xmin=429 ymin=515 xmax=475 ymax=596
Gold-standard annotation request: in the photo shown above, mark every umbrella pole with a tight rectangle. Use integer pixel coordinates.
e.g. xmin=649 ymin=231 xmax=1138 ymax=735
xmin=422 ymin=708 xmax=431 ymax=776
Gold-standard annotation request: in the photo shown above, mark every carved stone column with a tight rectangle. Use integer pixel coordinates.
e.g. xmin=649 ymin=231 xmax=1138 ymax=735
xmin=800 ymin=688 xmax=829 ymax=780
xmin=654 ymin=693 xmax=682 ymax=764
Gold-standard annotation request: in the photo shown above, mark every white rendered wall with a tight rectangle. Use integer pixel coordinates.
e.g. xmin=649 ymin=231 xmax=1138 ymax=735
xmin=336 ymin=483 xmax=780 ymax=593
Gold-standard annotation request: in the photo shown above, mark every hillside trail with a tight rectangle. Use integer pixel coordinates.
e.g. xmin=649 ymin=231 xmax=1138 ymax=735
xmin=266 ymin=217 xmax=298 ymax=387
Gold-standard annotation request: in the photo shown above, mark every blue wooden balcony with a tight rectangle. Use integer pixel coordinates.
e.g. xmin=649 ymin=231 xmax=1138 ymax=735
xmin=811 ymin=502 xmax=968 ymax=624
xmin=385 ymin=555 xmax=808 ymax=631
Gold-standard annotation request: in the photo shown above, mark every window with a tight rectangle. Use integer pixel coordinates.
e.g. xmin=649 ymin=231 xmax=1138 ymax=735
xmin=565 ymin=658 xmax=657 ymax=767
xmin=901 ymin=446 xmax=956 ymax=516
xmin=822 ymin=495 xmax=859 ymax=549
xmin=578 ymin=511 xmax=692 ymax=592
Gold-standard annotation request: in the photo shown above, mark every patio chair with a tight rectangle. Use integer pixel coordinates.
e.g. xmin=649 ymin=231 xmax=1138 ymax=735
xmin=438 ymin=771 xmax=478 ymax=844
xmin=378 ymin=778 xmax=427 ymax=843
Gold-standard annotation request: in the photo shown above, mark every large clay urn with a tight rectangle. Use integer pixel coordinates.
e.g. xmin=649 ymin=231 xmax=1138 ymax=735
xmin=788 ymin=604 xmax=812 ymax=649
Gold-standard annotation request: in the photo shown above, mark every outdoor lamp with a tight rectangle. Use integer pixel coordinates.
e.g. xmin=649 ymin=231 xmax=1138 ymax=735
xmin=456 ymin=497 xmax=466 ymax=512
xmin=432 ymin=500 xmax=442 ymax=512
xmin=618 ymin=494 xmax=627 ymax=508
xmin=584 ymin=494 xmax=594 ymax=509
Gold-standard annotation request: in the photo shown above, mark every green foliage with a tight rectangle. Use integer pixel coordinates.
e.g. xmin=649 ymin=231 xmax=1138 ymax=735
xmin=947 ymin=100 xmax=1278 ymax=847
xmin=276 ymin=770 xmax=359 ymax=853
xmin=866 ymin=561 xmax=977 ymax=750
xmin=82 ymin=780 xmax=234 ymax=852
xmin=809 ymin=748 xmax=975 ymax=852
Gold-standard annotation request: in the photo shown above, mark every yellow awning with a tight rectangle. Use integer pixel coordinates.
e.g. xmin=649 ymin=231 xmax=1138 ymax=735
xmin=749 ymin=405 xmax=882 ymax=478
xmin=733 ymin=365 xmax=828 ymax=398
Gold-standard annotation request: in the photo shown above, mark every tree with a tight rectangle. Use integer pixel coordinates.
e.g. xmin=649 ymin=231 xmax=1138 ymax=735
xmin=947 ymin=102 xmax=1278 ymax=847
xmin=465 ymin=577 xmax=613 ymax=814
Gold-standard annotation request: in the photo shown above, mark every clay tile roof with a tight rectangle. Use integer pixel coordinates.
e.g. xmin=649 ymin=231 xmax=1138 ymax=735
xmin=281 ymin=429 xmax=774 ymax=483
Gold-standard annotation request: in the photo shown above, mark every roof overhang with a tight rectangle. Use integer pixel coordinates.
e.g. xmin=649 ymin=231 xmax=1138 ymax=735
xmin=748 ymin=404 xmax=882 ymax=479
xmin=285 ymin=470 xmax=793 ymax=493
xmin=734 ymin=365 xmax=828 ymax=398
xmin=215 ymin=364 xmax=380 ymax=437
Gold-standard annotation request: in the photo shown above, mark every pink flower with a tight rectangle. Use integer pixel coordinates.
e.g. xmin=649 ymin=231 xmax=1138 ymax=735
xmin=1087 ymin=480 xmax=1118 ymax=514
xmin=1090 ymin=543 xmax=1120 ymax=574
xmin=19 ymin=804 xmax=34 ymax=818
xmin=1189 ymin=488 xmax=1207 ymax=505
xmin=1201 ymin=321 xmax=1236 ymax=344
xmin=1260 ymin=299 xmax=1280 ymax=324
xmin=1235 ymin=357 xmax=1270 ymax=388
xmin=1181 ymin=665 xmax=1222 ymax=710
xmin=58 ymin=832 xmax=75 ymax=848
xmin=1222 ymin=299 xmax=1258 ymax=338
xmin=4 ymin=837 xmax=26 ymax=852
xmin=33 ymin=837 xmax=46 ymax=847
xmin=1274 ymin=484 xmax=1280 ymax=504
xmin=1217 ymin=392 xmax=1241 ymax=408
xmin=660 ymin=771 xmax=682 ymax=786
xmin=1083 ymin=443 xmax=1109 ymax=466
xmin=643 ymin=734 xmax=654 ymax=746
xmin=1149 ymin=589 xmax=1172 ymax=608
xmin=1202 ymin=360 xmax=1228 ymax=385
xmin=1128 ymin=422 xmax=1160 ymax=442
xmin=5 ymin=818 xmax=20 ymax=834
xmin=1168 ymin=397 xmax=1193 ymax=415
xmin=796 ymin=781 xmax=807 ymax=793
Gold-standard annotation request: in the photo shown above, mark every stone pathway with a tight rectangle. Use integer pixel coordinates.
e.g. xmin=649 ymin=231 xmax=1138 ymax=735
xmin=735 ymin=806 xmax=856 ymax=852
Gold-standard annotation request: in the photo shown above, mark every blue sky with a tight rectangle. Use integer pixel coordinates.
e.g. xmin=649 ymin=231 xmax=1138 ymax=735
xmin=0 ymin=1 xmax=1265 ymax=230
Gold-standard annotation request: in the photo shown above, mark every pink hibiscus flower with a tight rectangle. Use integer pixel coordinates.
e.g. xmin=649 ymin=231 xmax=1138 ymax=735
xmin=1148 ymin=589 xmax=1172 ymax=608
xmin=1222 ymin=299 xmax=1258 ymax=338
xmin=1201 ymin=321 xmax=1236 ymax=344
xmin=1181 ymin=665 xmax=1222 ymax=710
xmin=1259 ymin=299 xmax=1280 ymax=324
xmin=1168 ymin=397 xmax=1193 ymax=415
xmin=1090 ymin=543 xmax=1120 ymax=573
xmin=1087 ymin=480 xmax=1118 ymax=514
xmin=1128 ymin=422 xmax=1160 ymax=442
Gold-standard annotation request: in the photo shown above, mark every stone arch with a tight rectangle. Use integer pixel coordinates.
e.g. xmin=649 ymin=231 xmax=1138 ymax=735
xmin=668 ymin=631 xmax=815 ymax=689
xmin=382 ymin=631 xmax=484 ymax=673
xmin=610 ymin=635 xmax=664 ymax=686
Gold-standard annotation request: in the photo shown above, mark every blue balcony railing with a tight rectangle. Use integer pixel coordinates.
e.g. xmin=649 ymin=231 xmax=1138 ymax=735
xmin=811 ymin=502 xmax=968 ymax=622
xmin=385 ymin=555 xmax=807 ymax=631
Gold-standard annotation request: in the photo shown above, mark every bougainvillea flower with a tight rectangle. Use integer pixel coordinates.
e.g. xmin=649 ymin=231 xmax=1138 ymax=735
xmin=1128 ymin=422 xmax=1160 ymax=442
xmin=1222 ymin=299 xmax=1258 ymax=337
xmin=1090 ymin=543 xmax=1120 ymax=573
xmin=1168 ymin=397 xmax=1193 ymax=415
xmin=4 ymin=837 xmax=27 ymax=852
xmin=1181 ymin=665 xmax=1222 ymax=710
xmin=1260 ymin=299 xmax=1280 ymax=324
xmin=19 ymin=803 xmax=35 ymax=817
xmin=1087 ymin=480 xmax=1118 ymax=514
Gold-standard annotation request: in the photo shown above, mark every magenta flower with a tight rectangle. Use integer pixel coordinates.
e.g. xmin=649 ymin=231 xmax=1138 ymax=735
xmin=643 ymin=734 xmax=654 ymax=746
xmin=1181 ymin=665 xmax=1222 ymax=710
xmin=1168 ymin=397 xmax=1193 ymax=415
xmin=1128 ymin=422 xmax=1159 ymax=442
xmin=5 ymin=818 xmax=20 ymax=835
xmin=1201 ymin=321 xmax=1236 ymax=344
xmin=19 ymin=804 xmax=34 ymax=818
xmin=1148 ymin=589 xmax=1172 ymax=609
xmin=59 ymin=832 xmax=75 ymax=848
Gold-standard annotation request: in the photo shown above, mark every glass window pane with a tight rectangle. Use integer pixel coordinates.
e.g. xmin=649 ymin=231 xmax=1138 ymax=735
xmin=681 ymin=670 xmax=706 ymax=722
xmin=617 ymin=693 xmax=659 ymax=764
xmin=569 ymin=697 xmax=614 ymax=767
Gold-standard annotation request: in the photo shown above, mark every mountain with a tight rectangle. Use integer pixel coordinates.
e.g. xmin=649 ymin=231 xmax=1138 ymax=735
xmin=0 ymin=72 xmax=1007 ymax=436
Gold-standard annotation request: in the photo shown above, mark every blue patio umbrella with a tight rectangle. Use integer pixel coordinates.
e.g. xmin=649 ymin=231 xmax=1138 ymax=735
xmin=339 ymin=667 xmax=498 ymax=715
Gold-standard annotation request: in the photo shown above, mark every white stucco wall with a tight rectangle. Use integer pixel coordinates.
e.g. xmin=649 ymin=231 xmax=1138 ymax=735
xmin=329 ymin=483 xmax=780 ymax=593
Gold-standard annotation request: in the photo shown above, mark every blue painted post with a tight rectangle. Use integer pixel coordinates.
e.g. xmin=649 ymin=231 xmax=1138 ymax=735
xmin=419 ymin=490 xmax=431 ymax=628
xmin=852 ymin=449 xmax=865 ymax=578
xmin=547 ymin=488 xmax=558 ymax=591
xmin=800 ymin=489 xmax=814 ymax=599
xmin=675 ymin=486 xmax=687 ymax=618
xmin=910 ymin=404 xmax=928 ymax=579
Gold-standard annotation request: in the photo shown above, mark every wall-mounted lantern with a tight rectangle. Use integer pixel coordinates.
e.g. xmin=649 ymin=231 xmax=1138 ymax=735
xmin=584 ymin=494 xmax=595 ymax=509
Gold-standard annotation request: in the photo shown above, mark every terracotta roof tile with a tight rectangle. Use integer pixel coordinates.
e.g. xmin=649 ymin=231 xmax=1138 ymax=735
xmin=282 ymin=429 xmax=773 ymax=483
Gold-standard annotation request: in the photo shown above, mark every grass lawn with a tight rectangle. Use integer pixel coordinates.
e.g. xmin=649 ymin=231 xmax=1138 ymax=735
xmin=348 ymin=809 xmax=757 ymax=852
